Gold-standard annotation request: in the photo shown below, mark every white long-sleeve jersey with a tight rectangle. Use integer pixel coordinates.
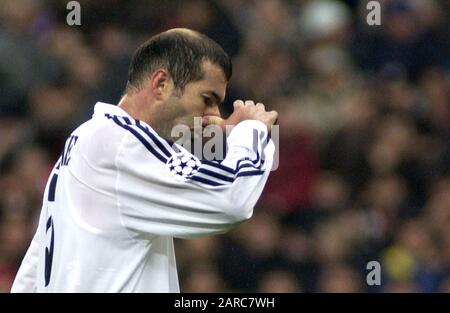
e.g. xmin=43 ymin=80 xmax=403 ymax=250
xmin=11 ymin=102 xmax=275 ymax=293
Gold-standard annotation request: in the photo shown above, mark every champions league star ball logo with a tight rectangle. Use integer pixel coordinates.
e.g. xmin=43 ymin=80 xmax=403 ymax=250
xmin=167 ymin=153 xmax=201 ymax=179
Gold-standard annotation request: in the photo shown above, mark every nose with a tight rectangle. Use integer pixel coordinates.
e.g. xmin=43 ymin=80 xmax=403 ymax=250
xmin=203 ymin=105 xmax=221 ymax=118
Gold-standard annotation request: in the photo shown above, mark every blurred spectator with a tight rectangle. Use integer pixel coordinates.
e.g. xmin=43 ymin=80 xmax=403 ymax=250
xmin=181 ymin=263 xmax=228 ymax=293
xmin=257 ymin=269 xmax=303 ymax=293
xmin=318 ymin=263 xmax=364 ymax=293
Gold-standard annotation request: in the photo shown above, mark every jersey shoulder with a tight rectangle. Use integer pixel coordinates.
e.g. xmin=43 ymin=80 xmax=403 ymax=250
xmin=69 ymin=115 xmax=128 ymax=170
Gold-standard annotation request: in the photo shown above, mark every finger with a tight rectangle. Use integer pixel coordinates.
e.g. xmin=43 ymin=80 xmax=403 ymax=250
xmin=233 ymin=100 xmax=244 ymax=110
xmin=256 ymin=102 xmax=265 ymax=110
xmin=244 ymin=100 xmax=255 ymax=107
xmin=267 ymin=111 xmax=278 ymax=123
xmin=203 ymin=116 xmax=225 ymax=126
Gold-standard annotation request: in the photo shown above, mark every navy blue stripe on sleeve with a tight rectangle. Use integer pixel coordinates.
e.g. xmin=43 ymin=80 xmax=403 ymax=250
xmin=109 ymin=115 xmax=168 ymax=163
xmin=202 ymin=160 xmax=236 ymax=174
xmin=235 ymin=170 xmax=265 ymax=178
xmin=190 ymin=129 xmax=267 ymax=185
xmin=105 ymin=113 xmax=268 ymax=186
xmin=190 ymin=175 xmax=225 ymax=187
xmin=197 ymin=168 xmax=235 ymax=182
xmin=122 ymin=117 xmax=132 ymax=125
xmin=134 ymin=120 xmax=172 ymax=158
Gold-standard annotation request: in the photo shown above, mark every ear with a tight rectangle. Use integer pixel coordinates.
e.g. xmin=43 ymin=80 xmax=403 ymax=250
xmin=149 ymin=69 xmax=171 ymax=101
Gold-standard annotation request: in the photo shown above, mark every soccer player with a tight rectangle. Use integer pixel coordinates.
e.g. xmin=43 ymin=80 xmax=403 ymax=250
xmin=11 ymin=28 xmax=277 ymax=292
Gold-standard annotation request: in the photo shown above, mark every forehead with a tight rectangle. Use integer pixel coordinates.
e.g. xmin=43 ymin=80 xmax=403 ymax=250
xmin=187 ymin=61 xmax=227 ymax=96
xmin=200 ymin=61 xmax=227 ymax=84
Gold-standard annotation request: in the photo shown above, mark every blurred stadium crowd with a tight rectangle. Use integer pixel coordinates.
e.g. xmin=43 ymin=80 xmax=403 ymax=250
xmin=0 ymin=0 xmax=449 ymax=292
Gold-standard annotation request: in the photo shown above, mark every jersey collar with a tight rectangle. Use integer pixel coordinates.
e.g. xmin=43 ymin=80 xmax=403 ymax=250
xmin=93 ymin=102 xmax=131 ymax=118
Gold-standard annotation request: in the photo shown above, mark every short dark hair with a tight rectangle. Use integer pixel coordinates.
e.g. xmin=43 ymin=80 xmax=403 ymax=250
xmin=126 ymin=29 xmax=232 ymax=93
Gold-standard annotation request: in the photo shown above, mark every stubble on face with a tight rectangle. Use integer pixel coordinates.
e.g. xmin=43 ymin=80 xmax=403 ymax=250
xmin=152 ymin=91 xmax=188 ymax=141
xmin=152 ymin=61 xmax=227 ymax=144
